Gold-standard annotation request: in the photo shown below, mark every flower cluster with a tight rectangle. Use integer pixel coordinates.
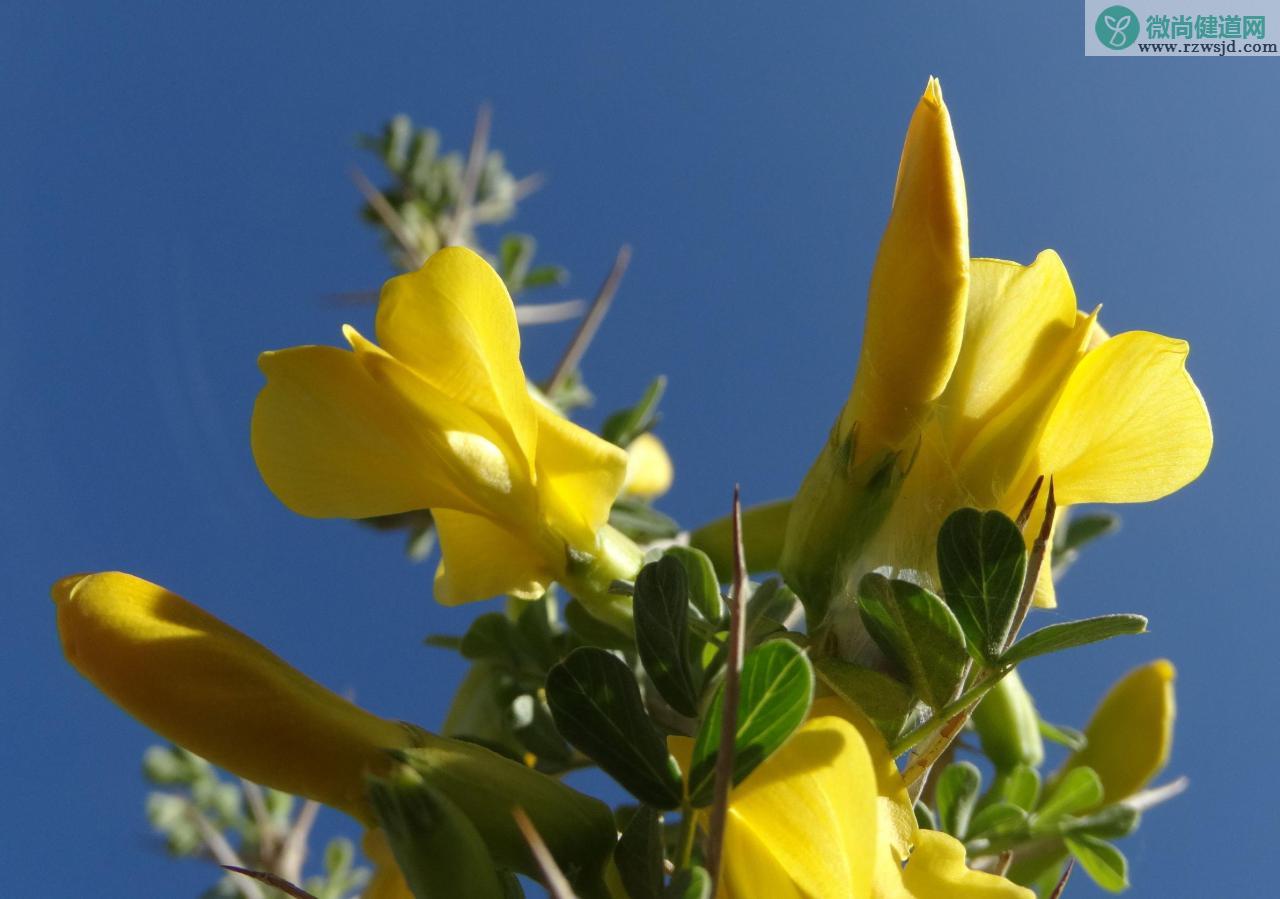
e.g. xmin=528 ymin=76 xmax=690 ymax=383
xmin=54 ymin=78 xmax=1209 ymax=899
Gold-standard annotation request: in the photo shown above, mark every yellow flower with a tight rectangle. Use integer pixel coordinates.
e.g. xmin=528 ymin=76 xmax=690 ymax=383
xmin=251 ymin=246 xmax=641 ymax=613
xmin=52 ymin=570 xmax=619 ymax=887
xmin=707 ymin=698 xmax=1031 ymax=899
xmin=621 ymin=432 xmax=675 ymax=500
xmin=1057 ymin=659 xmax=1176 ymax=805
xmin=53 ymin=571 xmax=418 ymax=821
xmin=671 ymin=696 xmax=1025 ymax=898
xmin=782 ymin=78 xmax=1211 ymax=625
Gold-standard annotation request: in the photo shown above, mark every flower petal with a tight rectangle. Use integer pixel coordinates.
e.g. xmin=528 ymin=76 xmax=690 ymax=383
xmin=1058 ymin=659 xmax=1175 ymax=804
xmin=432 ymin=509 xmax=554 ymax=605
xmin=621 ymin=432 xmax=674 ymax=500
xmin=533 ymin=402 xmax=629 ymax=551
xmin=846 ymin=77 xmax=969 ymax=453
xmin=1036 ymin=331 xmax=1212 ymax=505
xmin=899 ymin=830 xmax=1034 ymax=898
xmin=809 ymin=695 xmax=917 ymax=892
xmin=253 ymin=345 xmax=489 ymax=519
xmin=722 ymin=716 xmax=879 ymax=899
xmin=375 ymin=247 xmax=538 ymax=466
xmin=943 ymin=252 xmax=1081 ymax=457
xmin=345 ymin=325 xmax=537 ymax=510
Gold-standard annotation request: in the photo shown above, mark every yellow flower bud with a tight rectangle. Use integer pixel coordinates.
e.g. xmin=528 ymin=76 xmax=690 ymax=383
xmin=53 ymin=572 xmax=417 ymax=821
xmin=781 ymin=78 xmax=968 ymax=625
xmin=1058 ymin=659 xmax=1175 ymax=805
xmin=843 ymin=76 xmax=969 ymax=456
xmin=620 ymin=432 xmax=674 ymax=500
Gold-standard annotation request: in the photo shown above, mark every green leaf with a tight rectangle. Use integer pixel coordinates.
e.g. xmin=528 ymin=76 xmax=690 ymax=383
xmin=936 ymin=508 xmax=1027 ymax=662
xmin=1001 ymin=615 xmax=1148 ymax=667
xmin=666 ymin=866 xmax=712 ymax=899
xmin=992 ymin=764 xmax=1041 ymax=811
xmin=634 ymin=557 xmax=701 ymax=717
xmin=935 ymin=762 xmax=982 ymax=839
xmin=610 ymin=499 xmax=681 ymax=541
xmin=745 ymin=578 xmax=799 ymax=629
xmin=545 ymin=648 xmax=683 ymax=809
xmin=499 ymin=234 xmax=535 ymax=287
xmin=688 ymin=641 xmax=814 ymax=806
xmin=967 ymin=801 xmax=1028 ymax=839
xmin=564 ymin=600 xmax=632 ymax=651
xmin=913 ymin=801 xmax=937 ymax=830
xmin=602 ymin=376 xmax=667 ymax=447
xmin=662 ymin=546 xmax=724 ymax=622
xmin=614 ymin=806 xmax=664 ymax=899
xmin=1035 ymin=767 xmax=1104 ymax=826
xmin=460 ymin=614 xmax=521 ymax=665
xmin=1039 ymin=717 xmax=1088 ymax=751
xmin=813 ymin=657 xmax=917 ymax=739
xmin=1061 ymin=804 xmax=1141 ymax=840
xmin=509 ymin=694 xmax=573 ymax=769
xmin=857 ymin=573 xmax=969 ymax=712
xmin=522 ymin=264 xmax=568 ymax=290
xmin=393 ymin=733 xmax=616 ymax=889
xmin=1064 ymin=834 xmax=1129 ymax=893
xmin=368 ymin=767 xmax=506 ymax=899
xmin=515 ymin=595 xmax=561 ymax=672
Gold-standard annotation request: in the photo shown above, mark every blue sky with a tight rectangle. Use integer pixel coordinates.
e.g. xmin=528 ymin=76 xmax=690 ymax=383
xmin=3 ymin=3 xmax=1274 ymax=896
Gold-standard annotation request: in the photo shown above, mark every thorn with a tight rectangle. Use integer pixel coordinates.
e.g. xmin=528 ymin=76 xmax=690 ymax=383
xmin=222 ymin=867 xmax=319 ymax=899
xmin=447 ymin=103 xmax=493 ymax=247
xmin=1003 ymin=476 xmax=1059 ymax=654
xmin=1038 ymin=477 xmax=1058 ymax=546
xmin=512 ymin=807 xmax=578 ymax=899
xmin=544 ymin=245 xmax=631 ymax=395
xmin=1047 ymin=858 xmax=1076 ymax=899
xmin=350 ymin=166 xmax=422 ymax=264
xmin=1015 ymin=475 xmax=1045 ymax=530
xmin=994 ymin=850 xmax=1014 ymax=877
xmin=706 ymin=485 xmax=748 ymax=895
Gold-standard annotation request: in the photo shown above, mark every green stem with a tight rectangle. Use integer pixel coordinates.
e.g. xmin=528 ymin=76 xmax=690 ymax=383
xmin=560 ymin=524 xmax=644 ymax=634
xmin=891 ymin=666 xmax=1011 ymax=757
xmin=675 ymin=797 xmax=698 ymax=870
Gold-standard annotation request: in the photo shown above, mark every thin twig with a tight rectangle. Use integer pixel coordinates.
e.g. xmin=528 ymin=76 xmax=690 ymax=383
xmin=350 ymin=167 xmax=421 ymax=263
xmin=994 ymin=851 xmax=1014 ymax=877
xmin=1047 ymin=858 xmax=1076 ymax=899
xmin=1123 ymin=776 xmax=1189 ymax=813
xmin=185 ymin=807 xmax=263 ymax=899
xmin=223 ymin=867 xmax=319 ymax=899
xmin=447 ymin=103 xmax=493 ymax=247
xmin=326 ymin=288 xmax=584 ymax=326
xmin=513 ymin=298 xmax=588 ymax=325
xmin=544 ymin=245 xmax=631 ymax=395
xmin=512 ymin=807 xmax=578 ymax=899
xmin=705 ymin=486 xmax=748 ymax=895
xmin=239 ymin=780 xmax=274 ymax=857
xmin=276 ymin=799 xmax=320 ymax=886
